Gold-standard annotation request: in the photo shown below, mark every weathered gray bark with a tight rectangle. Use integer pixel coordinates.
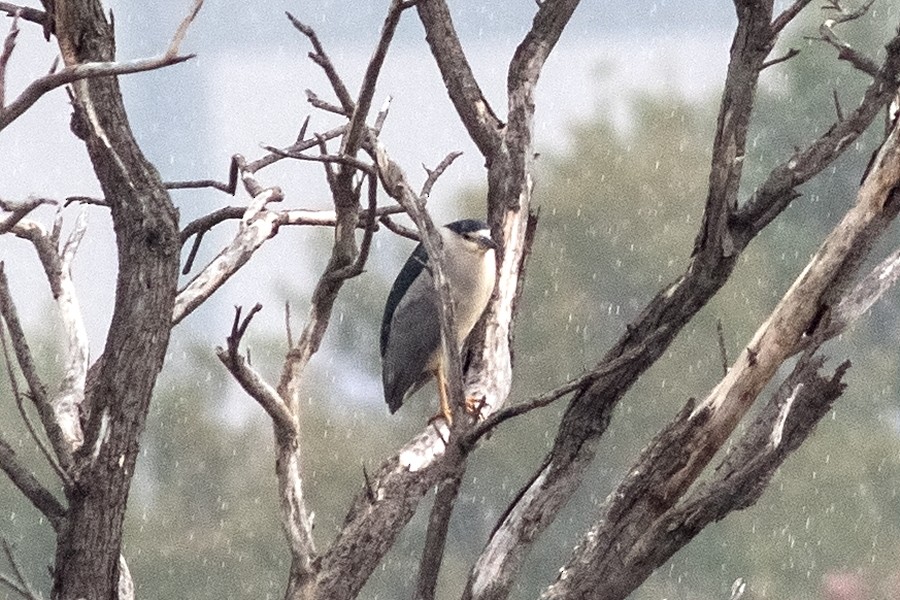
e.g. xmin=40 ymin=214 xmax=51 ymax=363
xmin=48 ymin=1 xmax=180 ymax=597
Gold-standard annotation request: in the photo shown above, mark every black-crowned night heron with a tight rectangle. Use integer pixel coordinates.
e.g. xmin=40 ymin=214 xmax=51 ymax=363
xmin=380 ymin=219 xmax=498 ymax=424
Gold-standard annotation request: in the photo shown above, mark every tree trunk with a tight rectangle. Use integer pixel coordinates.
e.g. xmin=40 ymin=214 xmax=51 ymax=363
xmin=49 ymin=0 xmax=180 ymax=597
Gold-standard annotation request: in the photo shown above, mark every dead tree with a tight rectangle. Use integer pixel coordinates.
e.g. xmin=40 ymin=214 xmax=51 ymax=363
xmin=1 ymin=0 xmax=900 ymax=599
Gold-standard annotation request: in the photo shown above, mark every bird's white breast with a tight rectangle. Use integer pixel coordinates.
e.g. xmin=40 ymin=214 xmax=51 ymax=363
xmin=440 ymin=228 xmax=497 ymax=347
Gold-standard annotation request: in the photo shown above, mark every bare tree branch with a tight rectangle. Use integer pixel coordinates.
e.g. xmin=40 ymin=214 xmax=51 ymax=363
xmin=542 ymin=91 xmax=900 ymax=600
xmin=379 ymin=213 xmax=419 ymax=240
xmin=815 ymin=8 xmax=880 ymax=77
xmin=770 ymin=0 xmax=813 ymax=34
xmin=165 ymin=178 xmax=234 ymax=194
xmin=0 ymin=320 xmax=67 ymax=530
xmin=693 ymin=0 xmax=774 ymax=258
xmin=341 ymin=0 xmax=412 ymax=159
xmin=286 ymin=11 xmax=355 ymax=114
xmin=174 ymin=185 xmax=284 ymax=324
xmin=416 ymin=0 xmax=503 ymax=158
xmin=414 ymin=464 xmax=465 ymax=600
xmin=2 ymin=317 xmax=71 ymax=488
xmin=0 ymin=45 xmax=196 ymax=132
xmin=0 ymin=196 xmax=56 ymax=235
xmin=0 ymin=262 xmax=71 ymax=465
xmin=760 ymin=47 xmax=799 ymax=70
xmin=420 ymin=151 xmax=463 ymax=199
xmin=0 ymin=11 xmax=19 ymax=109
xmin=216 ymin=305 xmax=294 ymax=432
xmin=0 ymin=3 xmax=48 ymax=28
xmin=0 ymin=437 xmax=66 ymax=530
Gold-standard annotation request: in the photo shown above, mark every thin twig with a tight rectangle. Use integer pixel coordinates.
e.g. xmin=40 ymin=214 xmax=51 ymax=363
xmin=0 ymin=263 xmax=71 ymax=465
xmin=181 ymin=230 xmax=205 ymax=274
xmin=821 ymin=0 xmax=877 ymax=24
xmin=832 ymin=88 xmax=844 ymax=121
xmin=63 ymin=195 xmax=107 ymax=207
xmin=814 ymin=15 xmax=880 ymax=77
xmin=717 ymin=318 xmax=729 ymax=377
xmin=164 ymin=178 xmax=234 ymax=193
xmin=246 ymin=125 xmax=346 ymax=174
xmin=760 ymin=47 xmax=799 ymax=70
xmin=286 ymin=12 xmax=355 ymax=114
xmin=379 ymin=214 xmax=418 ymax=240
xmin=0 ymin=11 xmax=20 ymax=109
xmin=260 ymin=144 xmax=377 ymax=174
xmin=284 ymin=300 xmax=293 ymax=349
xmin=771 ymin=0 xmax=814 ymax=34
xmin=421 ymin=151 xmax=463 ymax=199
xmin=463 ymin=328 xmax=668 ymax=448
xmin=227 ymin=303 xmax=263 ymax=355
xmin=305 ymin=89 xmax=347 ymax=116
xmin=342 ymin=0 xmax=411 ymax=159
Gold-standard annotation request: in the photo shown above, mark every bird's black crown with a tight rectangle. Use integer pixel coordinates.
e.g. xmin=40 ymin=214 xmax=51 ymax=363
xmin=445 ymin=219 xmax=490 ymax=235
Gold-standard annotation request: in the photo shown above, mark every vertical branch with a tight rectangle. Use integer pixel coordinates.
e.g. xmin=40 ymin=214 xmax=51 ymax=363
xmin=693 ymin=0 xmax=775 ymax=257
xmin=50 ymin=0 xmax=187 ymax=596
xmin=414 ymin=463 xmax=465 ymax=600
xmin=0 ymin=11 xmax=20 ymax=109
xmin=51 ymin=209 xmax=89 ymax=452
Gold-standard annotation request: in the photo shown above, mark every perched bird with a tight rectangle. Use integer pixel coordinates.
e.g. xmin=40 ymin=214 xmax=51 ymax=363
xmin=380 ymin=219 xmax=498 ymax=424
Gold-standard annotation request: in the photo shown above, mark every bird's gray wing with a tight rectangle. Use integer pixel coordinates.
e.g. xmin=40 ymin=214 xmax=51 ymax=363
xmin=381 ymin=271 xmax=441 ymax=413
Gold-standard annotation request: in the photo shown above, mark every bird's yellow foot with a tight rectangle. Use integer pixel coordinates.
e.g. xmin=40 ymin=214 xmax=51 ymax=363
xmin=465 ymin=396 xmax=488 ymax=421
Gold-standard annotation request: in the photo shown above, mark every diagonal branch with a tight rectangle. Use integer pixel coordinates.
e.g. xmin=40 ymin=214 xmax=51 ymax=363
xmin=0 ymin=322 xmax=67 ymax=530
xmin=816 ymin=15 xmax=880 ymax=77
xmin=416 ymin=0 xmax=503 ymax=158
xmin=692 ymin=0 xmax=774 ymax=258
xmin=0 ymin=262 xmax=71 ymax=466
xmin=737 ymin=31 xmax=900 ymax=235
xmin=341 ymin=0 xmax=411 ymax=159
xmin=286 ymin=12 xmax=355 ymax=114
xmin=173 ymin=185 xmax=284 ymax=324
xmin=1 ymin=0 xmax=201 ymax=130
xmin=0 ymin=437 xmax=66 ymax=531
